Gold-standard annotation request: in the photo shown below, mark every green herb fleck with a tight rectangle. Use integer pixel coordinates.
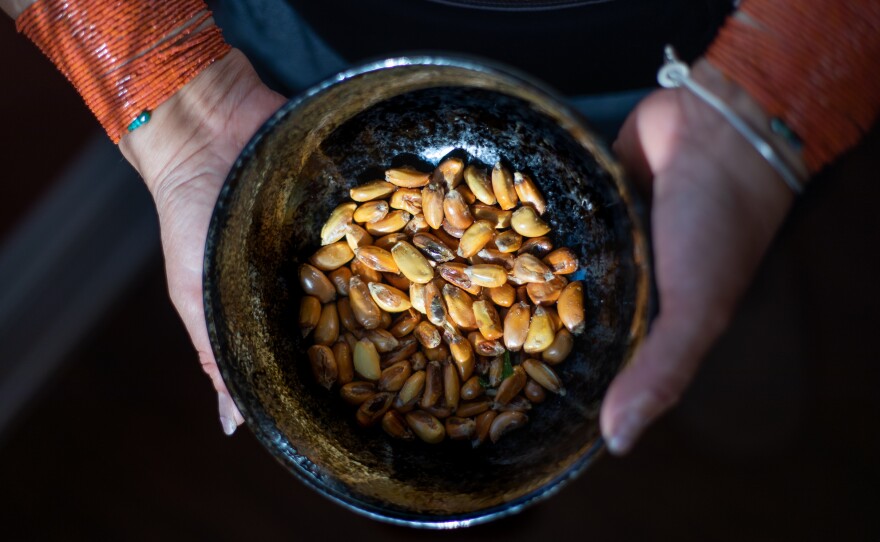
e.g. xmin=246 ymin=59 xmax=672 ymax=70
xmin=501 ymin=351 xmax=514 ymax=381
xmin=478 ymin=376 xmax=490 ymax=388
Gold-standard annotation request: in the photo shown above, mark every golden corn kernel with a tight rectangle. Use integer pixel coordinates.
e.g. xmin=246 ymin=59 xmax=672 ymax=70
xmin=472 ymin=300 xmax=504 ymax=340
xmin=356 ymin=391 xmax=394 ymax=427
xmin=348 ymin=276 xmax=382 ymax=329
xmin=381 ymin=410 xmax=414 ymax=440
xmin=455 ymin=184 xmax=477 ymax=205
xmin=517 ymin=236 xmax=554 ymax=258
xmin=386 ymin=166 xmax=430 ymax=188
xmin=424 ymin=281 xmax=447 ymax=326
xmin=503 ymin=301 xmax=531 ymax=351
xmin=344 ymin=224 xmax=374 ymax=252
xmin=432 ymin=156 xmax=464 ymax=191
xmin=497 ymin=395 xmax=532 ymax=413
xmin=355 ymin=246 xmax=399 ymax=273
xmin=470 ymin=204 xmax=512 ymax=229
xmin=328 ymin=267 xmax=352 ymax=296
xmin=444 ymin=360 xmax=460 ymax=411
xmin=380 ymin=310 xmax=393 ymax=330
xmin=524 ymin=305 xmax=555 ymax=353
xmin=526 ymin=275 xmax=568 ymax=305
xmin=391 ymin=241 xmax=434 ymax=284
xmin=487 ymin=283 xmax=516 ymax=307
xmin=442 ymin=189 xmax=474 ymax=230
xmin=456 ymin=399 xmax=489 ymax=419
xmin=457 ymin=220 xmax=494 ymax=258
xmin=378 ymin=360 xmax=412 ymax=391
xmin=414 ymin=321 xmax=442 ymax=349
xmin=489 ymin=411 xmax=528 ymax=443
xmin=463 ymin=164 xmax=496 ymax=205
xmin=522 ymin=358 xmax=565 ymax=395
xmin=412 ymin=232 xmax=455 ymax=263
xmin=449 ymin=338 xmax=474 ymax=381
xmin=511 ymin=206 xmax=551 ymax=237
xmin=421 ymin=182 xmax=446 ymax=229
xmin=409 ymin=282 xmax=427 ymax=315
xmin=473 ymin=410 xmax=497 ymax=447
xmin=341 ymin=331 xmax=359 ymax=352
xmin=372 ymin=232 xmax=408 ymax=251
xmin=513 ymin=172 xmax=547 ymax=215
xmin=475 ymin=248 xmax=514 ymax=270
xmin=495 ymin=366 xmax=527 ymax=405
xmin=382 ymin=335 xmax=419 ymax=365
xmin=389 ymin=308 xmax=420 ymax=338
xmin=543 ymin=247 xmax=579 ymax=275
xmin=365 ymin=328 xmax=400 ymax=353
xmin=460 ymin=376 xmax=485 ymax=401
xmin=431 ymin=228 xmax=461 ymax=252
xmin=494 ymin=230 xmax=523 ymax=253
xmin=516 ymin=284 xmax=530 ymax=304
xmin=389 ymin=187 xmax=422 ymax=215
xmin=557 ymin=280 xmax=586 ymax=335
xmin=299 ymin=264 xmax=336 ymax=303
xmin=350 ymin=180 xmax=395 ymax=202
xmin=543 ymin=328 xmax=574 ymax=364
xmin=405 ymin=410 xmax=445 ymax=444
xmin=353 ymin=338 xmax=381 ymax=380
xmin=396 ymin=370 xmax=426 ymax=408
xmin=512 ymin=253 xmax=555 ymax=283
xmin=367 ymin=282 xmax=411 ymax=313
xmin=365 ymin=210 xmax=411 ymax=235
xmin=474 ymin=337 xmax=506 ymax=357
xmin=309 ymin=241 xmax=354 ymax=271
xmin=465 ymin=264 xmax=508 ymax=288
xmin=299 ymin=295 xmax=321 ymax=338
xmin=339 ymin=381 xmax=376 ymax=405
xmin=321 ymin=202 xmax=357 ymax=245
xmin=421 ymin=360 xmax=443 ymax=409
xmin=445 ymin=417 xmax=476 ymax=440
xmin=404 ymin=213 xmax=430 ymax=236
xmin=441 ymin=219 xmax=466 ymax=239
xmin=382 ymin=271 xmax=411 ymax=292
xmin=442 ymin=283 xmax=477 ymax=329
xmin=491 ymin=161 xmax=518 ymax=210
xmin=523 ymin=379 xmax=546 ymax=403
xmin=350 ymin=259 xmax=383 ymax=283
xmin=353 ymin=200 xmax=389 ymax=224
xmin=332 ymin=341 xmax=354 ymax=384
xmin=438 ymin=262 xmax=481 ymax=295
xmin=313 ymin=302 xmax=340 ymax=346
xmin=307 ymin=345 xmax=338 ymax=390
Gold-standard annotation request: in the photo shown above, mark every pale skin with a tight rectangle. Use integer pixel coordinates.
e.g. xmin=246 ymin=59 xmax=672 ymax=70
xmin=3 ymin=0 xmax=804 ymax=450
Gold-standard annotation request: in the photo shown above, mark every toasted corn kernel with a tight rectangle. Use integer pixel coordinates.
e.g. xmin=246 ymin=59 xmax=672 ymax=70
xmin=409 ymin=282 xmax=427 ymax=315
xmin=495 ymin=365 xmax=527 ymax=405
xmin=476 ymin=339 xmax=506 ymax=357
xmin=522 ymin=358 xmax=565 ymax=395
xmin=353 ymin=200 xmax=389 ymax=224
xmin=367 ymin=282 xmax=411 ymax=313
xmin=321 ymin=202 xmax=357 ymax=245
xmin=365 ymin=328 xmax=400 ymax=353
xmin=390 ymin=241 xmax=434 ymax=284
xmin=442 ymin=189 xmax=474 ymax=230
xmin=442 ymin=416 xmax=474 ymax=440
xmin=421 ymin=182 xmax=446 ymax=229
xmin=341 ymin=331 xmax=359 ymax=352
xmin=488 ymin=356 xmax=505 ymax=387
xmin=486 ymin=284 xmax=516 ymax=308
xmin=457 ymin=220 xmax=494 ymax=258
xmin=442 ymin=284 xmax=477 ymax=329
xmin=373 ymin=232 xmax=408 ymax=251
xmin=503 ymin=301 xmax=531 ymax=351
xmin=350 ymin=259 xmax=383 ymax=283
xmin=299 ymin=264 xmax=336 ymax=303
xmin=405 ymin=410 xmax=445 ymax=444
xmin=524 ymin=305 xmax=555 ymax=353
xmin=432 ymin=227 xmax=461 ymax=251
xmin=412 ymin=232 xmax=455 ymax=263
xmin=449 ymin=339 xmax=475 ymax=381
xmin=455 ymin=184 xmax=477 ymax=205
xmin=332 ymin=341 xmax=354 ymax=384
xmin=314 ymin=302 xmax=340 ymax=346
xmin=471 ymin=300 xmax=504 ymax=340
xmin=558 ymin=281 xmax=586 ymax=335
xmin=396 ymin=370 xmax=426 ymax=408
xmin=404 ymin=213 xmax=429 ymax=235
xmin=497 ymin=395 xmax=533 ymax=412
xmin=465 ymin=264 xmax=508 ymax=288
xmin=382 ymin=272 xmax=411 ymax=292
xmin=543 ymin=247 xmax=579 ymax=275
xmin=356 ymin=391 xmax=394 ymax=427
xmin=413 ymin=321 xmax=441 ymax=349
xmin=380 ymin=310 xmax=393 ymax=329
xmin=460 ymin=376 xmax=485 ymax=401
xmin=340 ymin=381 xmax=376 ymax=405
xmin=472 ymin=410 xmax=497 ymax=447
xmin=307 ymin=345 xmax=338 ymax=390
xmin=491 ymin=161 xmax=518 ymax=210
xmin=474 ymin=248 xmax=512 ymax=269
xmin=382 ymin=335 xmax=418 ymax=366
xmin=299 ymin=295 xmax=321 ymax=338
xmin=443 ymin=360 xmax=460 ymax=411
xmin=438 ymin=262 xmax=481 ymax=295
xmin=470 ymin=203 xmax=512 ymax=229
xmin=424 ymin=281 xmax=447 ymax=326
xmin=524 ymin=379 xmax=546 ymax=403
xmin=517 ymin=236 xmax=554 ymax=258
xmin=378 ymin=360 xmax=412 ymax=391
xmin=386 ymin=166 xmax=430 ymax=188
xmin=355 ymin=246 xmax=399 ymax=273
xmin=381 ymin=410 xmax=414 ymax=440
xmin=350 ymin=180 xmax=395 ymax=202
xmin=489 ymin=411 xmax=528 ymax=443
xmin=353 ymin=339 xmax=382 ymax=381
xmin=389 ymin=187 xmax=422 ymax=215
xmin=365 ymin=210 xmax=411 ymax=235
xmin=543 ymin=327 xmax=574 ymax=365
xmin=309 ymin=241 xmax=354 ymax=272
xmin=421 ymin=361 xmax=443 ymax=408
xmin=512 ymin=253 xmax=555 ymax=283
xmin=463 ymin=164 xmax=496 ymax=205
xmin=328 ymin=267 xmax=352 ymax=297
xmin=389 ymin=308 xmax=420 ymax=338
xmin=511 ymin=206 xmax=551 ymax=237
xmin=344 ymin=224 xmax=374 ymax=252
xmin=527 ymin=275 xmax=568 ymax=305
xmin=433 ymin=157 xmax=464 ymax=191
xmin=494 ymin=230 xmax=523 ymax=253
xmin=423 ymin=344 xmax=450 ymax=362
xmin=349 ymin=276 xmax=381 ymax=329
xmin=408 ymin=352 xmax=426 ymax=373
xmin=513 ymin=172 xmax=547 ymax=215
xmin=516 ymin=284 xmax=530 ymax=304
xmin=441 ymin=219 xmax=467 ymax=239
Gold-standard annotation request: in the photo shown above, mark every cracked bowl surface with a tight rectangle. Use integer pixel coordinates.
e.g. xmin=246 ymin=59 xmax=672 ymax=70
xmin=204 ymin=56 xmax=650 ymax=528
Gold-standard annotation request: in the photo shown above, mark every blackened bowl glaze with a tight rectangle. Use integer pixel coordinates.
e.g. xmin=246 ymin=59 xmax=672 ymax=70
xmin=204 ymin=56 xmax=650 ymax=528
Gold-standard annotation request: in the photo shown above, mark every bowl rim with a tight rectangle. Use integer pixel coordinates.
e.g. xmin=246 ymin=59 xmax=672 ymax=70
xmin=204 ymin=53 xmax=649 ymax=529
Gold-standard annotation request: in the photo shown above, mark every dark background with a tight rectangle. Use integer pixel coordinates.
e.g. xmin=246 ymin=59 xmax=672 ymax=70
xmin=1 ymin=14 xmax=878 ymax=541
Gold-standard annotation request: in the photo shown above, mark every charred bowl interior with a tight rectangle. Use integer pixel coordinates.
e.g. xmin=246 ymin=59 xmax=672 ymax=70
xmin=204 ymin=56 xmax=650 ymax=528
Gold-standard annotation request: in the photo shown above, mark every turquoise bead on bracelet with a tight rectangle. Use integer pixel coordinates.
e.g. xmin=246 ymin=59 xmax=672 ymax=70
xmin=127 ymin=110 xmax=151 ymax=133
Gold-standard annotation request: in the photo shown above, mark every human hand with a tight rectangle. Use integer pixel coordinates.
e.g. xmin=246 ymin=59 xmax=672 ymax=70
xmin=120 ymin=49 xmax=286 ymax=435
xmin=601 ymin=61 xmax=803 ymax=454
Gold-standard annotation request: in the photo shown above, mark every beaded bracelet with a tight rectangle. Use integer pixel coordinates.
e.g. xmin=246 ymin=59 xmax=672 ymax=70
xmin=17 ymin=0 xmax=231 ymax=143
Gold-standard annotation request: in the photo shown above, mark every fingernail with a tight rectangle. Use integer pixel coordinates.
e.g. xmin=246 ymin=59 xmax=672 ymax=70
xmin=607 ymin=412 xmax=645 ymax=456
xmin=220 ymin=415 xmax=237 ymax=436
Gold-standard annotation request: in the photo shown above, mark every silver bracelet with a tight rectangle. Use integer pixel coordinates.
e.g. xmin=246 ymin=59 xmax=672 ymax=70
xmin=657 ymin=45 xmax=805 ymax=195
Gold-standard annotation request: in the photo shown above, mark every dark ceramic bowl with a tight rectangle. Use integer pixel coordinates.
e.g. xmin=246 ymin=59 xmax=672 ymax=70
xmin=204 ymin=56 xmax=650 ymax=528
